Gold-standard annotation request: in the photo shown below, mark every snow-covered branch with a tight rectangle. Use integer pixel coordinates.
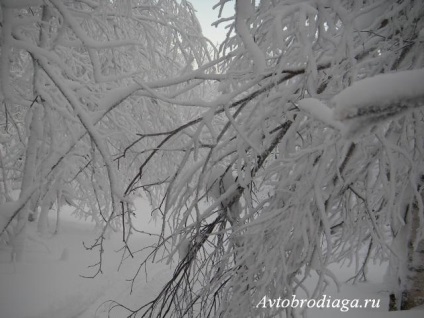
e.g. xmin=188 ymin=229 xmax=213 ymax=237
xmin=332 ymin=68 xmax=424 ymax=137
xmin=299 ymin=69 xmax=424 ymax=138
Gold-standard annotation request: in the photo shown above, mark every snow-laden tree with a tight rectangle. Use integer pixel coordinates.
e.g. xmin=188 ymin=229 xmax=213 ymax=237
xmin=113 ymin=0 xmax=424 ymax=317
xmin=0 ymin=0 xmax=213 ymax=262
xmin=2 ymin=0 xmax=423 ymax=316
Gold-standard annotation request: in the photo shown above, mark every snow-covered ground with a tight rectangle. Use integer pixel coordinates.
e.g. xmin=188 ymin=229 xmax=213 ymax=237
xmin=0 ymin=198 xmax=170 ymax=318
xmin=0 ymin=198 xmax=423 ymax=318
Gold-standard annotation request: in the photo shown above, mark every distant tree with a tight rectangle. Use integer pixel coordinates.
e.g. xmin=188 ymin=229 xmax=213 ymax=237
xmin=113 ymin=0 xmax=424 ymax=317
xmin=0 ymin=0 xmax=211 ymax=262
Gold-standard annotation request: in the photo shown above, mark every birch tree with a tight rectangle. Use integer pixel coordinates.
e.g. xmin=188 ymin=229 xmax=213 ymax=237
xmin=1 ymin=0 xmax=423 ymax=317
xmin=113 ymin=0 xmax=424 ymax=317
xmin=0 ymin=0 xmax=212 ymax=261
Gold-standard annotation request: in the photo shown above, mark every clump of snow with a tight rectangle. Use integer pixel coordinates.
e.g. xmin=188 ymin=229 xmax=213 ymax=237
xmin=331 ymin=69 xmax=424 ymax=138
xmin=297 ymin=98 xmax=343 ymax=129
xmin=297 ymin=69 xmax=424 ymax=139
xmin=332 ymin=69 xmax=424 ymax=121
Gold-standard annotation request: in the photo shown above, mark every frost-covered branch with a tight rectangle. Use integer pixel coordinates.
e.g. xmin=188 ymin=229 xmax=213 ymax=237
xmin=0 ymin=0 xmax=211 ymax=266
xmin=298 ymin=69 xmax=424 ymax=139
xmin=123 ymin=1 xmax=424 ymax=317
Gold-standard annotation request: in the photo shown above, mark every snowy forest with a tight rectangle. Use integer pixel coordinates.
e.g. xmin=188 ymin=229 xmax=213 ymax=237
xmin=1 ymin=0 xmax=424 ymax=317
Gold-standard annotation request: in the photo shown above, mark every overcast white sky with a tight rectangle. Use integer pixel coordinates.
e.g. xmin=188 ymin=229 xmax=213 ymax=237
xmin=189 ymin=0 xmax=234 ymax=45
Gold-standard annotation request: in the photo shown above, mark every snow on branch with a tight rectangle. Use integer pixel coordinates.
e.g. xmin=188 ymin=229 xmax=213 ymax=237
xmin=235 ymin=0 xmax=266 ymax=74
xmin=333 ymin=69 xmax=424 ymax=121
xmin=297 ymin=98 xmax=343 ymax=130
xmin=332 ymin=68 xmax=424 ymax=137
xmin=298 ymin=69 xmax=424 ymax=138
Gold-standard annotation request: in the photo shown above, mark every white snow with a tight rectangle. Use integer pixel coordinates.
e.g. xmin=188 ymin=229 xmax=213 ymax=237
xmin=299 ymin=69 xmax=424 ymax=138
xmin=332 ymin=69 xmax=424 ymax=121
xmin=235 ymin=0 xmax=266 ymax=74
xmin=298 ymin=98 xmax=344 ymax=130
xmin=328 ymin=69 xmax=424 ymax=138
xmin=1 ymin=199 xmax=424 ymax=317
xmin=0 ymin=198 xmax=167 ymax=318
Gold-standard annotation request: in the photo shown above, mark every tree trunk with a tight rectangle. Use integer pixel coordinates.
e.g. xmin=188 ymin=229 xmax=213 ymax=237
xmin=37 ymin=197 xmax=50 ymax=236
xmin=11 ymin=104 xmax=43 ymax=261
xmin=400 ymin=196 xmax=424 ymax=310
xmin=11 ymin=4 xmax=51 ymax=261
xmin=54 ymin=202 xmax=61 ymax=235
xmin=389 ymin=189 xmax=424 ymax=311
